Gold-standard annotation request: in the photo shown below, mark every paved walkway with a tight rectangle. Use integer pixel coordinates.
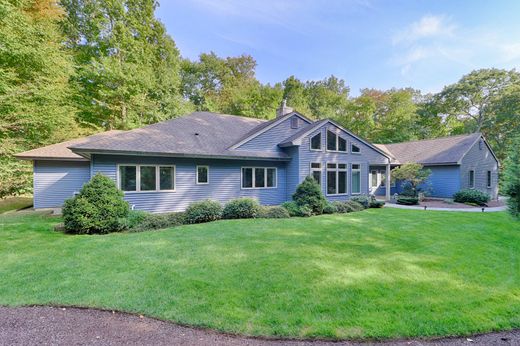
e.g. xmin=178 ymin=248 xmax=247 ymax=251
xmin=384 ymin=203 xmax=507 ymax=212
xmin=0 ymin=306 xmax=518 ymax=346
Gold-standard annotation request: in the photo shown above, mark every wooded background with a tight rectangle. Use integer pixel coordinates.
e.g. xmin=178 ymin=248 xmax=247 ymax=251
xmin=1 ymin=0 xmax=519 ymax=198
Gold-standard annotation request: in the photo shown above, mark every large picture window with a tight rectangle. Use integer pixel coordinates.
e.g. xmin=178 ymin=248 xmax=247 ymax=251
xmin=118 ymin=164 xmax=175 ymax=192
xmin=242 ymin=167 xmax=276 ymax=189
xmin=326 ymin=130 xmax=347 ymax=152
xmin=351 ymin=164 xmax=361 ymax=194
xmin=326 ymin=163 xmax=347 ymax=195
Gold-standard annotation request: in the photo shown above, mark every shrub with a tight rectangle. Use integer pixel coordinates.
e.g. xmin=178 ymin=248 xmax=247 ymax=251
xmin=397 ymin=196 xmax=419 ymax=205
xmin=129 ymin=211 xmax=186 ymax=232
xmin=322 ymin=202 xmax=337 ymax=214
xmin=345 ymin=200 xmax=365 ymax=212
xmin=258 ymin=206 xmax=290 ymax=219
xmin=350 ymin=195 xmax=369 ymax=209
xmin=369 ymin=200 xmax=385 ymax=208
xmin=281 ymin=201 xmax=313 ymax=217
xmin=292 ymin=176 xmax=327 ymax=215
xmin=126 ymin=210 xmax=149 ymax=229
xmin=453 ymin=189 xmax=490 ymax=206
xmin=184 ymin=200 xmax=222 ymax=224
xmin=62 ymin=173 xmax=129 ymax=234
xmin=222 ymin=198 xmax=260 ymax=219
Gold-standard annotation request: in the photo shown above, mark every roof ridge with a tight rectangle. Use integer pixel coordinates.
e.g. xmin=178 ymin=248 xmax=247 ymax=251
xmin=377 ymin=132 xmax=481 ymax=147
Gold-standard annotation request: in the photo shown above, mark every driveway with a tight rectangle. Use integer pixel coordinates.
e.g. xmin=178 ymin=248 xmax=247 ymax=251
xmin=0 ymin=306 xmax=518 ymax=346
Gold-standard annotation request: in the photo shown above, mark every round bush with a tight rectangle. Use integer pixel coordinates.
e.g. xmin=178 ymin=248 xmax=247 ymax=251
xmin=184 ymin=200 xmax=223 ymax=224
xmin=323 ymin=202 xmax=337 ymax=214
xmin=222 ymin=198 xmax=260 ymax=219
xmin=258 ymin=206 xmax=290 ymax=219
xmin=453 ymin=189 xmax=490 ymax=206
xmin=62 ymin=173 xmax=129 ymax=234
xmin=292 ymin=176 xmax=327 ymax=215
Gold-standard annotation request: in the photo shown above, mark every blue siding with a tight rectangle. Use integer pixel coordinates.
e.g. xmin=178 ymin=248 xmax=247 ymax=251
xmin=236 ymin=115 xmax=311 ymax=153
xmin=33 ymin=160 xmax=91 ymax=208
xmin=92 ymin=154 xmax=287 ymax=213
xmin=294 ymin=124 xmax=389 ymax=201
xmin=372 ymin=165 xmax=461 ymax=198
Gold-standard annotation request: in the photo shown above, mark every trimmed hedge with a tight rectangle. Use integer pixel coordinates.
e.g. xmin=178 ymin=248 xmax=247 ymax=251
xmin=62 ymin=173 xmax=129 ymax=234
xmin=222 ymin=198 xmax=261 ymax=219
xmin=184 ymin=200 xmax=223 ymax=224
xmin=322 ymin=202 xmax=337 ymax=214
xmin=453 ymin=189 xmax=490 ymax=206
xmin=397 ymin=196 xmax=419 ymax=205
xmin=350 ymin=195 xmax=369 ymax=209
xmin=258 ymin=206 xmax=290 ymax=219
xmin=129 ymin=211 xmax=185 ymax=232
xmin=281 ymin=201 xmax=313 ymax=217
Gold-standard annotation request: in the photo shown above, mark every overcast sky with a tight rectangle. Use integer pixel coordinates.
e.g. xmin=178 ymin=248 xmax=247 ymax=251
xmin=156 ymin=0 xmax=520 ymax=95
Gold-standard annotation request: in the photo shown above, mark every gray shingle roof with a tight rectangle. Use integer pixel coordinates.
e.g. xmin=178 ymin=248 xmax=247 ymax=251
xmin=15 ymin=131 xmax=123 ymax=161
xmin=375 ymin=133 xmax=482 ymax=165
xmin=69 ymin=112 xmax=290 ymax=160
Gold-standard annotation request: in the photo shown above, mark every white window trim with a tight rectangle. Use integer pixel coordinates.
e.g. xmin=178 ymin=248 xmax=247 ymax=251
xmin=309 ymin=132 xmax=322 ymax=151
xmin=487 ymin=170 xmax=492 ymax=188
xmin=326 ymin=162 xmax=348 ymax=196
xmin=241 ymin=167 xmax=277 ymax=189
xmin=196 ymin=165 xmax=209 ymax=185
xmin=351 ymin=142 xmax=361 ymax=155
xmin=310 ymin=162 xmax=322 ymax=185
xmin=117 ymin=164 xmax=176 ymax=193
xmin=469 ymin=170 xmax=475 ymax=189
xmin=326 ymin=128 xmax=348 ymax=153
xmin=370 ymin=170 xmax=378 ymax=188
xmin=351 ymin=163 xmax=362 ymax=195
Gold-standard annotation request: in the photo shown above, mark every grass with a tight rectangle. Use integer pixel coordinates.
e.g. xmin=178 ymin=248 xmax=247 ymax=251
xmin=1 ymin=209 xmax=519 ymax=340
xmin=0 ymin=196 xmax=33 ymax=213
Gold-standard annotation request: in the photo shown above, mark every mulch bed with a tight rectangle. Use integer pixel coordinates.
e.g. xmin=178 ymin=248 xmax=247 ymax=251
xmin=0 ymin=306 xmax=518 ymax=346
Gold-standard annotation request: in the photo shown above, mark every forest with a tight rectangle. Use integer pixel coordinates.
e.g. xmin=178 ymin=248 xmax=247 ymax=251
xmin=1 ymin=0 xmax=519 ymax=198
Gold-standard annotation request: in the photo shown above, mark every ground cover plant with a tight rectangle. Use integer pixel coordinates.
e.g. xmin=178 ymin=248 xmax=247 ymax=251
xmin=453 ymin=189 xmax=490 ymax=206
xmin=1 ymin=209 xmax=519 ymax=340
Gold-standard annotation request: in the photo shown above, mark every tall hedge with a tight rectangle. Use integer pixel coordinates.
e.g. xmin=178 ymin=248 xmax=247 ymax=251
xmin=292 ymin=176 xmax=327 ymax=215
xmin=62 ymin=173 xmax=129 ymax=234
xmin=503 ymin=135 xmax=520 ymax=219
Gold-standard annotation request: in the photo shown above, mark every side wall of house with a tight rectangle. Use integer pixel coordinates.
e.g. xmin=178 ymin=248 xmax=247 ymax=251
xmin=236 ymin=115 xmax=311 ymax=153
xmin=295 ymin=124 xmax=388 ymax=201
xmin=33 ymin=160 xmax=91 ymax=208
xmin=92 ymin=154 xmax=288 ymax=213
xmin=460 ymin=138 xmax=499 ymax=199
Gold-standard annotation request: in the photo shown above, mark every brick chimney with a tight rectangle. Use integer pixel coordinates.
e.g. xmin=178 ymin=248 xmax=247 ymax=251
xmin=276 ymin=99 xmax=293 ymax=117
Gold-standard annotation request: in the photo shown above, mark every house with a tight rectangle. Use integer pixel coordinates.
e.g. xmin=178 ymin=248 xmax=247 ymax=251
xmin=16 ymin=103 xmax=499 ymax=212
xmin=372 ymin=134 xmax=500 ymax=199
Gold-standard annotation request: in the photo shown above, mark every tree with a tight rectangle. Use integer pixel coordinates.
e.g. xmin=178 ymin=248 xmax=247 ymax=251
xmin=292 ymin=176 xmax=327 ymax=215
xmin=502 ymin=135 xmax=520 ymax=219
xmin=0 ymin=0 xmax=79 ymax=197
xmin=60 ymin=0 xmax=188 ymax=130
xmin=391 ymin=163 xmax=432 ymax=197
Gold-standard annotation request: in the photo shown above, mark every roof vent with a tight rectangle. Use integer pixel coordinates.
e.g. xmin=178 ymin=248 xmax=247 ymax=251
xmin=276 ymin=99 xmax=293 ymax=118
xmin=194 ymin=132 xmax=199 ymax=136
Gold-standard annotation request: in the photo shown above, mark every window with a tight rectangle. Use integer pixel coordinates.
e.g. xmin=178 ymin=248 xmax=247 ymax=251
xmin=487 ymin=170 xmax=492 ymax=188
xmin=380 ymin=171 xmax=386 ymax=187
xmin=291 ymin=117 xmax=299 ymax=129
xmin=351 ymin=164 xmax=361 ymax=194
xmin=351 ymin=144 xmax=360 ymax=154
xmin=118 ymin=165 xmax=175 ymax=192
xmin=326 ymin=129 xmax=347 ymax=152
xmin=242 ymin=167 xmax=276 ymax=189
xmin=160 ymin=166 xmax=175 ymax=190
xmin=326 ymin=163 xmax=347 ymax=195
xmin=140 ymin=166 xmax=156 ymax=191
xmin=119 ymin=165 xmax=137 ymax=191
xmin=370 ymin=170 xmax=378 ymax=188
xmin=197 ymin=165 xmax=209 ymax=184
xmin=469 ymin=170 xmax=475 ymax=188
xmin=310 ymin=162 xmax=321 ymax=185
xmin=310 ymin=133 xmax=322 ymax=150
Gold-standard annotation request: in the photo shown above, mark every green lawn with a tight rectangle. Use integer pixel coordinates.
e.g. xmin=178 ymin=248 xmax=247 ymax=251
xmin=1 ymin=209 xmax=519 ymax=340
xmin=0 ymin=196 xmax=33 ymax=213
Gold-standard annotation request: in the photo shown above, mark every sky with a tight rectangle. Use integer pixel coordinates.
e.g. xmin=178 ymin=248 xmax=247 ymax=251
xmin=156 ymin=0 xmax=520 ymax=96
